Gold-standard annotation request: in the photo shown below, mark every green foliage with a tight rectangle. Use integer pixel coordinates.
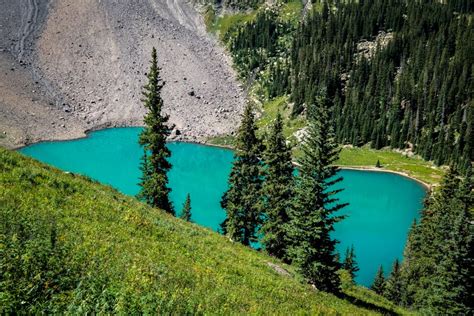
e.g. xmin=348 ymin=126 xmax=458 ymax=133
xmin=0 ymin=147 xmax=400 ymax=314
xmin=287 ymin=95 xmax=348 ymax=293
xmin=280 ymin=0 xmax=303 ymax=22
xmin=212 ymin=0 xmax=262 ymax=10
xmin=257 ymin=96 xmax=306 ymax=141
xmin=180 ymin=194 xmax=192 ymax=222
xmin=384 ymin=259 xmax=403 ymax=305
xmin=229 ymin=8 xmax=282 ymax=77
xmin=206 ymin=134 xmax=236 ymax=147
xmin=342 ymin=245 xmax=359 ymax=283
xmin=399 ymin=167 xmax=473 ymax=314
xmin=214 ymin=2 xmax=299 ymax=98
xmin=137 ymin=48 xmax=174 ymax=215
xmin=210 ymin=12 xmax=256 ymax=41
xmin=219 ymin=0 xmax=474 ymax=172
xmin=257 ymin=100 xmax=442 ymax=185
xmin=261 ymin=112 xmax=294 ymax=260
xmin=336 ymin=145 xmax=444 ymax=185
xmin=203 ymin=5 xmax=217 ymax=31
xmin=371 ymin=265 xmax=386 ymax=295
xmin=221 ymin=104 xmax=265 ymax=245
xmin=0 ymin=204 xmax=81 ymax=313
xmin=342 ymin=277 xmax=412 ymax=316
xmin=292 ymin=0 xmax=473 ymax=172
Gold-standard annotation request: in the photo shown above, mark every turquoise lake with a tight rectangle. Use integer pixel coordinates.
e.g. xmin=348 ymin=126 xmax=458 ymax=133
xmin=19 ymin=127 xmax=426 ymax=286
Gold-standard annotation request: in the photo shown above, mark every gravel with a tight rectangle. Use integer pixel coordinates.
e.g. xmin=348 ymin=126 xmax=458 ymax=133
xmin=0 ymin=0 xmax=245 ymax=148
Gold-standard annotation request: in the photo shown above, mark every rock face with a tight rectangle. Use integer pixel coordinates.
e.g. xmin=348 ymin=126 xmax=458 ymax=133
xmin=0 ymin=0 xmax=245 ymax=148
xmin=356 ymin=31 xmax=394 ymax=60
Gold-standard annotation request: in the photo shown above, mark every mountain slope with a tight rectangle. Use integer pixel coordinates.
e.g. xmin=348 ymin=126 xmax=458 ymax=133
xmin=0 ymin=0 xmax=244 ymax=148
xmin=0 ymin=147 xmax=407 ymax=314
xmin=206 ymin=0 xmax=473 ymax=172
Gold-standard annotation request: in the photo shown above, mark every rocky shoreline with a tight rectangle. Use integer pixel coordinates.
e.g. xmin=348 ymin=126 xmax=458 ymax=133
xmin=0 ymin=0 xmax=244 ymax=149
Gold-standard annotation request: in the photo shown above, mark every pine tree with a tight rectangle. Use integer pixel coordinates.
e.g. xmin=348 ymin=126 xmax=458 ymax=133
xmin=461 ymin=167 xmax=474 ymax=312
xmin=221 ymin=103 xmax=265 ymax=246
xmin=371 ymin=265 xmax=385 ymax=295
xmin=384 ymin=259 xmax=403 ymax=305
xmin=287 ymin=94 xmax=348 ymax=293
xmin=261 ymin=112 xmax=294 ymax=260
xmin=376 ymin=159 xmax=381 ymax=168
xmin=342 ymin=245 xmax=359 ymax=282
xmin=138 ymin=47 xmax=174 ymax=215
xmin=180 ymin=194 xmax=192 ymax=222
xmin=400 ymin=219 xmax=422 ymax=307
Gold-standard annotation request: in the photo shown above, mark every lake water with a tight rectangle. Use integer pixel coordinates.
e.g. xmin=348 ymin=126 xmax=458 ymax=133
xmin=19 ymin=127 xmax=426 ymax=286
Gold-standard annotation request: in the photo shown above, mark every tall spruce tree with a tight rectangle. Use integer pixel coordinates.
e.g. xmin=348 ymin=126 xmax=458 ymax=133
xmin=287 ymin=94 xmax=347 ymax=293
xmin=371 ymin=265 xmax=385 ymax=295
xmin=180 ymin=194 xmax=192 ymax=222
xmin=261 ymin=112 xmax=294 ymax=260
xmin=384 ymin=259 xmax=403 ymax=305
xmin=221 ymin=103 xmax=265 ymax=245
xmin=342 ymin=245 xmax=359 ymax=282
xmin=400 ymin=218 xmax=422 ymax=307
xmin=138 ymin=47 xmax=174 ymax=215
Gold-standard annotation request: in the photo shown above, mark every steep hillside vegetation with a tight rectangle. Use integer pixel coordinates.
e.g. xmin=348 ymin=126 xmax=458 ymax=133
xmin=208 ymin=0 xmax=473 ymax=173
xmin=0 ymin=147 xmax=409 ymax=314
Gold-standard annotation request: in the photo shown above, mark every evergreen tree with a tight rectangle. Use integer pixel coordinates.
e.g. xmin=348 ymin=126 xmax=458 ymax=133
xmin=221 ymin=103 xmax=265 ymax=246
xmin=384 ymin=259 xmax=403 ymax=305
xmin=376 ymin=160 xmax=381 ymax=168
xmin=180 ymin=193 xmax=192 ymax=222
xmin=342 ymin=245 xmax=359 ymax=282
xmin=400 ymin=218 xmax=422 ymax=306
xmin=401 ymin=167 xmax=473 ymax=313
xmin=371 ymin=265 xmax=385 ymax=295
xmin=138 ymin=47 xmax=174 ymax=215
xmin=287 ymin=94 xmax=348 ymax=293
xmin=400 ymin=167 xmax=473 ymax=313
xmin=261 ymin=112 xmax=294 ymax=260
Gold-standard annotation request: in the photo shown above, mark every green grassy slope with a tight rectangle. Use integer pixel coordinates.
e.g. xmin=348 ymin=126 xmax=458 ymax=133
xmin=337 ymin=146 xmax=444 ymax=185
xmin=0 ymin=148 xmax=411 ymax=314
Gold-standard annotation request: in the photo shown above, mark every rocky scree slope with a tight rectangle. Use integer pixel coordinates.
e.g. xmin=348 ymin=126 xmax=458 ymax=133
xmin=0 ymin=0 xmax=245 ymax=148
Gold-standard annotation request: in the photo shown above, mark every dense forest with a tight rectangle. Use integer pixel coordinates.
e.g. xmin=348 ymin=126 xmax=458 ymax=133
xmin=215 ymin=63 xmax=473 ymax=314
xmin=371 ymin=168 xmax=473 ymax=314
xmin=400 ymin=168 xmax=473 ymax=314
xmin=218 ymin=0 xmax=473 ymax=172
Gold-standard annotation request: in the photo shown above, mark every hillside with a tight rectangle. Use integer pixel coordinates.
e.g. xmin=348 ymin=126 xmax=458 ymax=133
xmin=205 ymin=0 xmax=473 ymax=174
xmin=0 ymin=0 xmax=244 ymax=149
xmin=0 ymin=147 xmax=411 ymax=314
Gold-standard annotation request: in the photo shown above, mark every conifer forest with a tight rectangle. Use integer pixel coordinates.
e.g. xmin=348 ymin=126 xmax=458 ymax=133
xmin=223 ymin=0 xmax=473 ymax=172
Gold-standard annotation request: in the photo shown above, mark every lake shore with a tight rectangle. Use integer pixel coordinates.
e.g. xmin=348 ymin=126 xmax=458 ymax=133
xmin=13 ymin=126 xmax=433 ymax=191
xmin=8 ymin=123 xmax=211 ymax=150
xmin=335 ymin=166 xmax=431 ymax=191
xmin=291 ymin=160 xmax=431 ymax=191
